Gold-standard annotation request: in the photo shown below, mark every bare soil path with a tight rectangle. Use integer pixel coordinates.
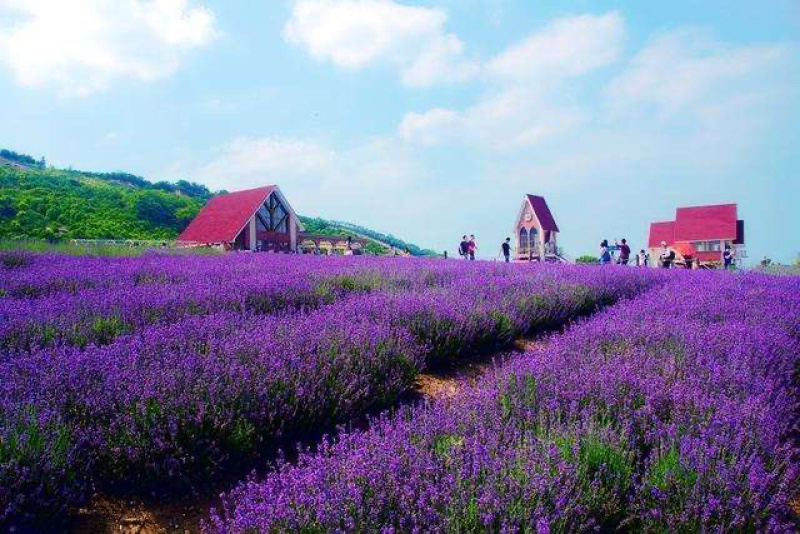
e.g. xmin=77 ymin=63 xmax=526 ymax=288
xmin=66 ymin=493 xmax=218 ymax=534
xmin=413 ymin=338 xmax=544 ymax=401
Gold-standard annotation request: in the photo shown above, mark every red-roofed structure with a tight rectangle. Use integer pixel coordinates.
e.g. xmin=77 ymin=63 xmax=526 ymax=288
xmin=526 ymin=195 xmax=560 ymax=233
xmin=648 ymin=203 xmax=745 ymax=267
xmin=179 ymin=186 xmax=303 ymax=252
xmin=513 ymin=194 xmax=561 ymax=261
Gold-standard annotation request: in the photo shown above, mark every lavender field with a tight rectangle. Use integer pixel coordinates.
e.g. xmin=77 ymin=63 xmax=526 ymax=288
xmin=1 ymin=251 xmax=798 ymax=532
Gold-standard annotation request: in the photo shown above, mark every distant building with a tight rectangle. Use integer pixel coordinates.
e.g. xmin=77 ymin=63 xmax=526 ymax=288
xmin=179 ymin=186 xmax=302 ymax=252
xmin=648 ymin=203 xmax=745 ymax=267
xmin=178 ymin=185 xmax=367 ymax=254
xmin=513 ymin=194 xmax=560 ymax=261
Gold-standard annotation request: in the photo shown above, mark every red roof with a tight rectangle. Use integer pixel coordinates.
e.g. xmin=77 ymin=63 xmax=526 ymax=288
xmin=526 ymin=195 xmax=559 ymax=232
xmin=648 ymin=204 xmax=742 ymax=248
xmin=648 ymin=221 xmax=675 ymax=248
xmin=674 ymin=204 xmax=737 ymax=242
xmin=179 ymin=186 xmax=276 ymax=243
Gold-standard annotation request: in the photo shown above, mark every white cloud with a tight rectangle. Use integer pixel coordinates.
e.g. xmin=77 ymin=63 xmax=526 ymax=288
xmin=0 ymin=0 xmax=216 ymax=96
xmin=400 ymin=89 xmax=587 ymax=148
xmin=190 ymin=137 xmax=335 ymax=192
xmin=397 ymin=8 xmax=796 ymax=195
xmin=283 ymin=0 xmax=477 ymax=86
xmin=400 ymin=12 xmax=621 ymax=147
xmin=398 ymin=108 xmax=461 ymax=145
xmin=486 ymin=11 xmax=624 ymax=83
xmin=605 ymin=29 xmax=788 ymax=114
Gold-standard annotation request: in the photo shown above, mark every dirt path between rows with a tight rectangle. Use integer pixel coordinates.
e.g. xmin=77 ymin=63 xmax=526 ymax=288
xmin=65 ymin=337 xmax=547 ymax=534
xmin=413 ymin=338 xmax=544 ymax=401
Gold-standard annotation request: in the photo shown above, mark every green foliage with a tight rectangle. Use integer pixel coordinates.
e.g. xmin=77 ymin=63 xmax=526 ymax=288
xmin=299 ymin=216 xmax=432 ymax=256
xmin=331 ymin=219 xmax=439 ymax=256
xmin=0 ymin=239 xmax=221 ymax=257
xmin=0 ymin=148 xmax=432 ymax=253
xmin=0 ymin=149 xmax=44 ymax=168
xmin=0 ymin=196 xmax=16 ymax=221
xmin=0 ymin=164 xmax=203 ymax=240
xmin=299 ymin=216 xmax=350 ymax=236
xmin=576 ymin=255 xmax=599 ymax=265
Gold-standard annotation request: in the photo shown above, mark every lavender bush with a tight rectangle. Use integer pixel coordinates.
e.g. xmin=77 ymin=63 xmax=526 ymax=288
xmin=1 ymin=254 xmax=660 ymax=527
xmin=0 ymin=254 xmax=455 ymax=353
xmin=210 ymin=271 xmax=800 ymax=532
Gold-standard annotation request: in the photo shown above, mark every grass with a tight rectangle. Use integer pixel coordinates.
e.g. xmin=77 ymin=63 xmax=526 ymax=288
xmin=0 ymin=239 xmax=221 ymax=257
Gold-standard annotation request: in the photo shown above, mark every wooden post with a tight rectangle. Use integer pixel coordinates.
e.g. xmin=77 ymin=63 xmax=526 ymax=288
xmin=249 ymin=217 xmax=257 ymax=251
xmin=290 ymin=216 xmax=297 ymax=252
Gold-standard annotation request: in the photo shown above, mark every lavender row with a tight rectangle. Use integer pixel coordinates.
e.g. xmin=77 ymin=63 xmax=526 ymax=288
xmin=0 ymin=252 xmax=461 ymax=300
xmin=0 ymin=263 xmax=660 ymax=527
xmin=0 ymin=251 xmax=196 ymax=298
xmin=0 ymin=308 xmax=422 ymax=526
xmin=0 ymin=255 xmax=649 ymax=354
xmin=326 ymin=265 xmax=661 ymax=366
xmin=209 ymin=271 xmax=800 ymax=532
xmin=0 ymin=254 xmax=465 ymax=353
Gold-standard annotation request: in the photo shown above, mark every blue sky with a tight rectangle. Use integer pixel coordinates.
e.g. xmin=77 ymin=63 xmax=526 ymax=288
xmin=1 ymin=0 xmax=798 ymax=262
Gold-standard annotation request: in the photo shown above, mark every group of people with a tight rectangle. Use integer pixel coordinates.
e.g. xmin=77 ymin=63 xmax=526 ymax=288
xmin=599 ymin=239 xmax=649 ymax=266
xmin=458 ymin=235 xmax=478 ymax=260
xmin=457 ymin=234 xmax=736 ymax=270
xmin=655 ymin=241 xmax=735 ymax=269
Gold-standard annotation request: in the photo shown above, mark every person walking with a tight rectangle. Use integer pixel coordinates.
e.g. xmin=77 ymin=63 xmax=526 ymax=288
xmin=619 ymin=239 xmax=631 ymax=265
xmin=501 ymin=237 xmax=511 ymax=263
xmin=723 ymin=245 xmax=734 ymax=270
xmin=659 ymin=241 xmax=675 ymax=268
xmin=459 ymin=235 xmax=469 ymax=259
xmin=599 ymin=240 xmax=612 ymax=265
xmin=468 ymin=235 xmax=477 ymax=260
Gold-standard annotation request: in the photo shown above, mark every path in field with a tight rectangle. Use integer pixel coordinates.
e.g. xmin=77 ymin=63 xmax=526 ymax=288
xmin=66 ymin=337 xmax=546 ymax=534
xmin=414 ymin=338 xmax=544 ymax=401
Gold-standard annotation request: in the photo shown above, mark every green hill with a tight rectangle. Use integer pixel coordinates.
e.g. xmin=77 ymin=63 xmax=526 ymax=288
xmin=0 ymin=148 xmax=436 ymax=255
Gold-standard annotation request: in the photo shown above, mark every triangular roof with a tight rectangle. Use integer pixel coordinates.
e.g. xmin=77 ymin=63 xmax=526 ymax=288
xmin=179 ymin=185 xmax=298 ymax=243
xmin=525 ymin=194 xmax=559 ymax=232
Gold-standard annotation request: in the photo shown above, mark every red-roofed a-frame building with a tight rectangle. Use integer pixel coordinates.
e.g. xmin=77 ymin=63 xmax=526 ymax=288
xmin=179 ymin=186 xmax=304 ymax=252
xmin=648 ymin=203 xmax=745 ymax=267
xmin=513 ymin=194 xmax=561 ymax=261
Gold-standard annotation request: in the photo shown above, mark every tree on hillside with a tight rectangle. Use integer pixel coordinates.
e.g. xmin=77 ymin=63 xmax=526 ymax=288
xmin=134 ymin=192 xmax=179 ymax=231
xmin=0 ymin=149 xmax=43 ymax=168
xmin=0 ymin=196 xmax=15 ymax=222
xmin=175 ymin=205 xmax=201 ymax=231
xmin=175 ymin=180 xmax=212 ymax=200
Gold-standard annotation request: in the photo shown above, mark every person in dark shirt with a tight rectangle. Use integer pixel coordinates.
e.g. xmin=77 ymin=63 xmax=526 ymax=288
xmin=459 ymin=235 xmax=469 ymax=259
xmin=723 ymin=245 xmax=734 ymax=269
xmin=501 ymin=238 xmax=511 ymax=263
xmin=659 ymin=241 xmax=675 ymax=268
xmin=619 ymin=238 xmax=631 ymax=265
